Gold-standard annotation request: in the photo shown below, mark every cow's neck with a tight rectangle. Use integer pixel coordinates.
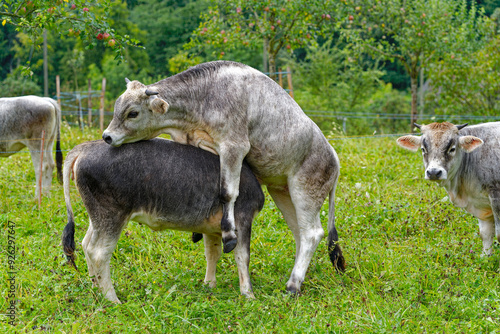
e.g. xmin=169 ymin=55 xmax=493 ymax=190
xmin=150 ymin=75 xmax=207 ymax=116
xmin=440 ymin=152 xmax=468 ymax=207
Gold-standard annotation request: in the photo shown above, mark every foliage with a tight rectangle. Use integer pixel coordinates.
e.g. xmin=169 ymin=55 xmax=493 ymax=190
xmin=426 ymin=35 xmax=500 ymax=116
xmin=130 ymin=0 xmax=209 ymax=76
xmin=340 ymin=0 xmax=492 ymax=129
xmin=292 ymin=40 xmax=384 ymax=113
xmin=0 ymin=70 xmax=42 ymax=96
xmin=185 ymin=0 xmax=336 ymax=77
xmin=1 ymin=125 xmax=500 ymax=332
xmin=0 ymin=0 xmax=142 ymax=75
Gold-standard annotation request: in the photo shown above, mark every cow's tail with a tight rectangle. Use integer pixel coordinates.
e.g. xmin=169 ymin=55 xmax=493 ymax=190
xmin=62 ymin=150 xmax=79 ymax=271
xmin=327 ymin=180 xmax=346 ymax=272
xmin=54 ymin=100 xmax=63 ymax=184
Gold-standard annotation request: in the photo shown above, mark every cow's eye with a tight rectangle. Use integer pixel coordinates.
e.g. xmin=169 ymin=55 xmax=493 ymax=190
xmin=421 ymin=147 xmax=427 ymax=155
xmin=448 ymin=147 xmax=456 ymax=154
xmin=127 ymin=111 xmax=139 ymax=119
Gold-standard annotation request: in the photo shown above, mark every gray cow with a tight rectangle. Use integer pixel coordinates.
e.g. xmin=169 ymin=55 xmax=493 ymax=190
xmin=102 ymin=60 xmax=344 ymax=294
xmin=397 ymin=122 xmax=500 ymax=261
xmin=0 ymin=96 xmax=63 ymax=197
xmin=62 ymin=138 xmax=264 ymax=303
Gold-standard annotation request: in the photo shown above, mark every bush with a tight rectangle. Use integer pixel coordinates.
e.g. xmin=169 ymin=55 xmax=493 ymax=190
xmin=0 ymin=72 xmax=42 ymax=97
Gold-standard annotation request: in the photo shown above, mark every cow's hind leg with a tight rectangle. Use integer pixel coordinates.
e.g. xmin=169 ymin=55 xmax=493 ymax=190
xmin=203 ymin=234 xmax=222 ymax=288
xmin=26 ymin=137 xmax=54 ymax=197
xmin=268 ymin=187 xmax=301 ymax=258
xmin=285 ymin=177 xmax=331 ymax=294
xmin=82 ymin=216 xmax=126 ymax=304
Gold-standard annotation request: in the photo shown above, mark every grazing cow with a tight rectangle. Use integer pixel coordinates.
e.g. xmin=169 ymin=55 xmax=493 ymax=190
xmin=102 ymin=60 xmax=344 ymax=294
xmin=61 ymin=138 xmax=264 ymax=303
xmin=0 ymin=96 xmax=63 ymax=196
xmin=397 ymin=122 xmax=500 ymax=260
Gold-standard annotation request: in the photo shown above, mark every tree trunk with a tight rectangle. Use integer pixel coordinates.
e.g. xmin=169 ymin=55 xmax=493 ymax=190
xmin=268 ymin=52 xmax=277 ymax=82
xmin=410 ymin=73 xmax=418 ymax=133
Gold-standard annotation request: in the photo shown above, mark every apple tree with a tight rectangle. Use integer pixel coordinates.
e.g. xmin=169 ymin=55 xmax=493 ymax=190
xmin=340 ymin=0 xmax=491 ymax=130
xmin=0 ymin=0 xmax=141 ymax=75
xmin=185 ymin=0 xmax=335 ymax=79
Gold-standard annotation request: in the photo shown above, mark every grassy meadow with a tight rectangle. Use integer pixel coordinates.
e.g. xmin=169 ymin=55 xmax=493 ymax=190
xmin=1 ymin=124 xmax=499 ymax=333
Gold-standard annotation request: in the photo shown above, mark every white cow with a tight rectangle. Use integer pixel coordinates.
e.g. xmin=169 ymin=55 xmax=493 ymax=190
xmin=397 ymin=122 xmax=500 ymax=260
xmin=0 ymin=96 xmax=62 ymax=197
xmin=102 ymin=61 xmax=345 ymax=294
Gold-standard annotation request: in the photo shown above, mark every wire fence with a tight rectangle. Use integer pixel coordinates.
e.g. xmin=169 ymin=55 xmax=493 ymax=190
xmin=2 ymin=89 xmax=500 ymax=155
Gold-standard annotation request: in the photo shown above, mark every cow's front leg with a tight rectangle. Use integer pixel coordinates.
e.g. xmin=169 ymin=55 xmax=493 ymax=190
xmin=219 ymin=142 xmax=251 ymax=253
xmin=489 ymin=190 xmax=500 ymax=255
xmin=478 ymin=218 xmax=495 ymax=257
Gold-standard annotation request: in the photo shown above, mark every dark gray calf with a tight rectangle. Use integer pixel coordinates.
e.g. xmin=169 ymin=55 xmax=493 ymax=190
xmin=102 ymin=61 xmax=344 ymax=294
xmin=0 ymin=96 xmax=63 ymax=196
xmin=62 ymin=138 xmax=264 ymax=303
xmin=397 ymin=122 xmax=500 ymax=264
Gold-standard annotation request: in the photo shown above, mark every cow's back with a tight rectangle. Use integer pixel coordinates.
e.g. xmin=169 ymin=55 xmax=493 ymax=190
xmin=73 ymin=139 xmax=264 ymax=228
xmin=459 ymin=122 xmax=500 ymax=186
xmin=0 ymin=96 xmax=57 ymax=138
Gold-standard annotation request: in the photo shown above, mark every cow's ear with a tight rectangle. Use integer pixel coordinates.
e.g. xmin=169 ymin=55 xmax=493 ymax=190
xmin=459 ymin=135 xmax=483 ymax=153
xmin=125 ymin=78 xmax=131 ymax=84
xmin=396 ymin=135 xmax=422 ymax=152
xmin=150 ymin=96 xmax=169 ymax=114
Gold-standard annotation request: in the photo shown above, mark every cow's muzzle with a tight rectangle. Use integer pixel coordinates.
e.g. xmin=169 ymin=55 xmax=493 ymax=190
xmin=426 ymin=168 xmax=446 ymax=180
xmin=102 ymin=133 xmax=114 ymax=145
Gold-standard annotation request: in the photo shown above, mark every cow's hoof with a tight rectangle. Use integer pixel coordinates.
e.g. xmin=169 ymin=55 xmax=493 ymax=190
xmin=222 ymin=237 xmax=238 ymax=253
xmin=191 ymin=232 xmax=203 ymax=243
xmin=285 ymin=286 xmax=300 ymax=296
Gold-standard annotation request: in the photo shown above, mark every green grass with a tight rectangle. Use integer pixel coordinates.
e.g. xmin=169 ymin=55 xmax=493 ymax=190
xmin=1 ymin=124 xmax=499 ymax=333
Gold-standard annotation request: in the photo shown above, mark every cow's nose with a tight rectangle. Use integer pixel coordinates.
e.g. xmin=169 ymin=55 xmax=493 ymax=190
xmin=102 ymin=133 xmax=113 ymax=145
xmin=426 ymin=168 xmax=443 ymax=180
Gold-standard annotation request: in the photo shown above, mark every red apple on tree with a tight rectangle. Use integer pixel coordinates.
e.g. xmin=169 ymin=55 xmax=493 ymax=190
xmin=71 ymin=4 xmax=76 ymax=10
xmin=108 ymin=39 xmax=116 ymax=47
xmin=96 ymin=33 xmax=104 ymax=40
xmin=83 ymin=7 xmax=89 ymax=12
xmin=103 ymin=32 xmax=110 ymax=39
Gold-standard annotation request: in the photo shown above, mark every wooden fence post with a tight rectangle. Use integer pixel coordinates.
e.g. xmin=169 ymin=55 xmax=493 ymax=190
xmin=56 ymin=75 xmax=61 ymax=125
xmin=88 ymin=79 xmax=92 ymax=127
xmin=286 ymin=66 xmax=294 ymax=99
xmin=100 ymin=78 xmax=106 ymax=132
xmin=77 ymin=93 xmax=83 ymax=131
xmin=278 ymin=67 xmax=283 ymax=88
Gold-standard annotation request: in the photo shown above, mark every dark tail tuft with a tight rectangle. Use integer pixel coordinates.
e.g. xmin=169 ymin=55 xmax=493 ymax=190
xmin=62 ymin=213 xmax=78 ymax=271
xmin=329 ymin=240 xmax=346 ymax=273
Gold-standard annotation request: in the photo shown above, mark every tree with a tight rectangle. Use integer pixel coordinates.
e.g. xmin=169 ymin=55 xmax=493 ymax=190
xmin=426 ymin=35 xmax=500 ymax=116
xmin=341 ymin=0 xmax=491 ymax=131
xmin=185 ymin=0 xmax=335 ymax=79
xmin=130 ymin=0 xmax=209 ymax=76
xmin=0 ymin=0 xmax=142 ymax=75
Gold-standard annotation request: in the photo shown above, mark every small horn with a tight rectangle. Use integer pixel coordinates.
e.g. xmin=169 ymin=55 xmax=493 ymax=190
xmin=456 ymin=123 xmax=469 ymax=131
xmin=125 ymin=78 xmax=131 ymax=84
xmin=414 ymin=123 xmax=421 ymax=129
xmin=145 ymin=88 xmax=159 ymax=96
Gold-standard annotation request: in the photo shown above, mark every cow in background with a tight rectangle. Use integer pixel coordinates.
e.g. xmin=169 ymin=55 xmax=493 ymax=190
xmin=0 ymin=96 xmax=63 ymax=197
xmin=62 ymin=138 xmax=264 ymax=303
xmin=101 ymin=60 xmax=345 ymax=295
xmin=397 ymin=122 xmax=500 ymax=262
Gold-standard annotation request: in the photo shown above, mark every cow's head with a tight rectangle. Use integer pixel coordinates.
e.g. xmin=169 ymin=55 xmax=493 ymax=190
xmin=396 ymin=122 xmax=484 ymax=181
xmin=102 ymin=79 xmax=170 ymax=147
